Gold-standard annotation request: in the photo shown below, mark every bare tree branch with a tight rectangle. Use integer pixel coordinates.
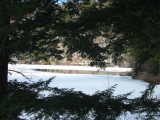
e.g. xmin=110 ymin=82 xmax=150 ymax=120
xmin=8 ymin=70 xmax=33 ymax=82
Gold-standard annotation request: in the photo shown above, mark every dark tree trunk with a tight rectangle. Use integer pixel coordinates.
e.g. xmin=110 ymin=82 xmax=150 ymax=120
xmin=0 ymin=5 xmax=9 ymax=96
xmin=0 ymin=46 xmax=8 ymax=96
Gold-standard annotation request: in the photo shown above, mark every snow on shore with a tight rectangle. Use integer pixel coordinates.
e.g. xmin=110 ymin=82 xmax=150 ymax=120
xmin=8 ymin=64 xmax=132 ymax=72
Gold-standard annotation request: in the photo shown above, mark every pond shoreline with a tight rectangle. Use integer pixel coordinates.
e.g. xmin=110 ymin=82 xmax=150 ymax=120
xmin=10 ymin=64 xmax=160 ymax=84
xmin=35 ymin=69 xmax=131 ymax=76
xmin=139 ymin=76 xmax=160 ymax=85
xmin=11 ymin=64 xmax=159 ymax=84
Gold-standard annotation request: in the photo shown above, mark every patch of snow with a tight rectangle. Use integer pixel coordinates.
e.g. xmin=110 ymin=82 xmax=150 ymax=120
xmin=8 ymin=64 xmax=132 ymax=72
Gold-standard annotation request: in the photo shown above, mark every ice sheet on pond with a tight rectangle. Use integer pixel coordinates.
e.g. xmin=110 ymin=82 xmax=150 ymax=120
xmin=8 ymin=64 xmax=160 ymax=99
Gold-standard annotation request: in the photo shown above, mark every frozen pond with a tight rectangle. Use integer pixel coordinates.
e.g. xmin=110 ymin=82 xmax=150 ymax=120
xmin=8 ymin=64 xmax=160 ymax=120
xmin=8 ymin=64 xmax=160 ymax=98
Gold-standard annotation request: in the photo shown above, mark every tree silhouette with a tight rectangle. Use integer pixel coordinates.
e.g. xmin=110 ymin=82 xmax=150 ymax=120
xmin=0 ymin=78 xmax=159 ymax=120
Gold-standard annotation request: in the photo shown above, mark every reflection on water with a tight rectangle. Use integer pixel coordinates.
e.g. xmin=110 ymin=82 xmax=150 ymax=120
xmin=36 ymin=69 xmax=129 ymax=75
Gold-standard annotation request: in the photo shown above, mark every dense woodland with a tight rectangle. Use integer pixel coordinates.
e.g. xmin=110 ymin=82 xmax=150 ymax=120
xmin=0 ymin=0 xmax=160 ymax=119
